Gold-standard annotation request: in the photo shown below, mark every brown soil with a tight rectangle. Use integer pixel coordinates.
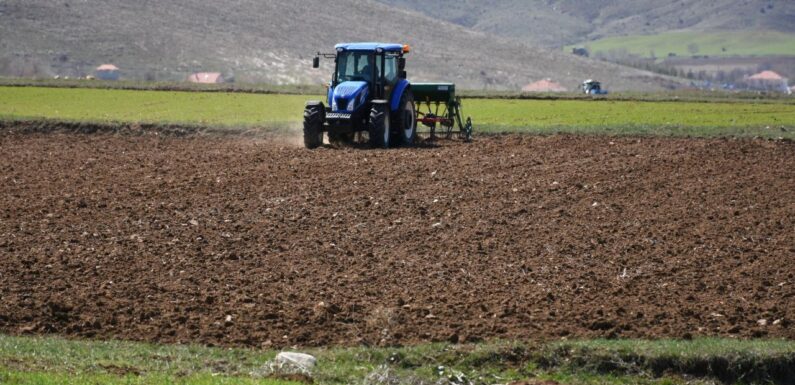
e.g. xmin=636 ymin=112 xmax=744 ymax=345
xmin=1 ymin=128 xmax=793 ymax=347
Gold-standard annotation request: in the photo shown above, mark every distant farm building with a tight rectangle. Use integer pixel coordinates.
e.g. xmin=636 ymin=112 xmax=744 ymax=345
xmin=745 ymin=70 xmax=789 ymax=93
xmin=187 ymin=72 xmax=225 ymax=84
xmin=95 ymin=64 xmax=119 ymax=80
xmin=522 ymin=79 xmax=568 ymax=93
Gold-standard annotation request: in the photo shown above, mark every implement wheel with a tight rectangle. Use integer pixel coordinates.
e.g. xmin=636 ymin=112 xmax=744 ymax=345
xmin=453 ymin=98 xmax=473 ymax=142
xmin=368 ymin=102 xmax=390 ymax=149
xmin=463 ymin=117 xmax=473 ymax=142
xmin=303 ymin=103 xmax=324 ymax=149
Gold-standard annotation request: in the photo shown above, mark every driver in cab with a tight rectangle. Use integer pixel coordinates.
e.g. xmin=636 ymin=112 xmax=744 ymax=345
xmin=356 ymin=55 xmax=374 ymax=83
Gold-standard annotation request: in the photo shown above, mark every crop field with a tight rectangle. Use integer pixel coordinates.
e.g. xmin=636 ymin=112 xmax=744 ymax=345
xmin=0 ymin=86 xmax=307 ymax=128
xmin=1 ymin=86 xmax=795 ymax=138
xmin=1 ymin=86 xmax=794 ymax=384
xmin=566 ymin=30 xmax=795 ymax=58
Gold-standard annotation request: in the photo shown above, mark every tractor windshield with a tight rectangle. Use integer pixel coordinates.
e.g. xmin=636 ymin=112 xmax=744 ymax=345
xmin=335 ymin=51 xmax=375 ymax=84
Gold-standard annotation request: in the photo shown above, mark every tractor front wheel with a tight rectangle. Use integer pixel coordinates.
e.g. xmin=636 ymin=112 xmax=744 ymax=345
xmin=393 ymin=91 xmax=416 ymax=146
xmin=303 ymin=103 xmax=324 ymax=149
xmin=368 ymin=102 xmax=390 ymax=149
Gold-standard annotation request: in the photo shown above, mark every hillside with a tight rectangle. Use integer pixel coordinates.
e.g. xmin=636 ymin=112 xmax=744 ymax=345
xmin=0 ymin=0 xmax=677 ymax=91
xmin=567 ymin=30 xmax=795 ymax=58
xmin=376 ymin=0 xmax=795 ymax=48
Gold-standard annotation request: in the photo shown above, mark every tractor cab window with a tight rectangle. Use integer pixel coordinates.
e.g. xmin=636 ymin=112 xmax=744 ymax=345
xmin=384 ymin=55 xmax=398 ymax=83
xmin=336 ymin=51 xmax=374 ymax=83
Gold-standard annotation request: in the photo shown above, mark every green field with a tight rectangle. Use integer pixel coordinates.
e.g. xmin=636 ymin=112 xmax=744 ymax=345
xmin=568 ymin=30 xmax=795 ymax=58
xmin=4 ymin=77 xmax=793 ymax=103
xmin=468 ymin=98 xmax=795 ymax=137
xmin=2 ymin=334 xmax=793 ymax=385
xmin=0 ymin=86 xmax=307 ymax=128
xmin=1 ymin=86 xmax=794 ymax=138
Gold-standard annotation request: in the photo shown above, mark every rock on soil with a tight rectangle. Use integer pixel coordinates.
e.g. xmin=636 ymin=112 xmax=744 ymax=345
xmin=274 ymin=352 xmax=317 ymax=371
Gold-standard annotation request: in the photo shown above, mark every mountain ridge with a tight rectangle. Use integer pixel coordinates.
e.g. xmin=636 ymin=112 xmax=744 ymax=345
xmin=376 ymin=0 xmax=795 ymax=48
xmin=0 ymin=0 xmax=679 ymax=91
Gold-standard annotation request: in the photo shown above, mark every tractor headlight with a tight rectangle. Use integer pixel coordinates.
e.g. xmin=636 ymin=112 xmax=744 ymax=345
xmin=331 ymin=98 xmax=338 ymax=111
xmin=347 ymin=89 xmax=368 ymax=112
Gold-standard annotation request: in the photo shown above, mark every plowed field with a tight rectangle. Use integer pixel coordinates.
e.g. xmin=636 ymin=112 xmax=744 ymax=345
xmin=1 ymin=128 xmax=793 ymax=347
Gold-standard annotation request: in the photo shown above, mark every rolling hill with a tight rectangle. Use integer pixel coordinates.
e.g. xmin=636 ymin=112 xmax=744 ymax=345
xmin=0 ymin=0 xmax=678 ymax=91
xmin=376 ymin=0 xmax=795 ymax=48
xmin=567 ymin=30 xmax=795 ymax=58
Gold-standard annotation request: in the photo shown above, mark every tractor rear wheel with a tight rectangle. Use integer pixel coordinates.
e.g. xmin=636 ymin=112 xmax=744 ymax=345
xmin=393 ymin=91 xmax=416 ymax=146
xmin=368 ymin=102 xmax=390 ymax=149
xmin=303 ymin=104 xmax=324 ymax=149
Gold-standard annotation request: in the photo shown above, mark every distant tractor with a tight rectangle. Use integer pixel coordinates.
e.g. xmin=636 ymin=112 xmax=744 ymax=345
xmin=304 ymin=42 xmax=471 ymax=149
xmin=582 ymin=79 xmax=607 ymax=95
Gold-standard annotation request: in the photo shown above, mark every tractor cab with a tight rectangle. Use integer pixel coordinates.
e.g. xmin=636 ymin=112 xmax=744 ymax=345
xmin=323 ymin=43 xmax=409 ymax=110
xmin=304 ymin=43 xmax=416 ymax=149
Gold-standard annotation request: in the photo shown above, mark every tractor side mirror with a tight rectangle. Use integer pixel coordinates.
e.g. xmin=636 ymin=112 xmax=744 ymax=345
xmin=312 ymin=57 xmax=320 ymax=69
xmin=398 ymin=57 xmax=406 ymax=70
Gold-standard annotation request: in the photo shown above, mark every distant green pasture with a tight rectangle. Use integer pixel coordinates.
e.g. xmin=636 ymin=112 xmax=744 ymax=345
xmin=1 ymin=86 xmax=794 ymax=138
xmin=568 ymin=30 xmax=795 ymax=58
xmin=0 ymin=86 xmax=308 ymax=128
xmin=465 ymin=98 xmax=795 ymax=137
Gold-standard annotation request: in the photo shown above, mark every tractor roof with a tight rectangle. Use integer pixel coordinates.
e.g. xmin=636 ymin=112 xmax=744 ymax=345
xmin=335 ymin=42 xmax=404 ymax=52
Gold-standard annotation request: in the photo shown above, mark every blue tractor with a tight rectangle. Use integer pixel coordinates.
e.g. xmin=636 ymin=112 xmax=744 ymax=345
xmin=304 ymin=42 xmax=417 ymax=149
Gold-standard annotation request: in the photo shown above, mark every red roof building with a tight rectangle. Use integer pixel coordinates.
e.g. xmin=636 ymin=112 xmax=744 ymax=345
xmin=96 ymin=64 xmax=119 ymax=71
xmin=187 ymin=72 xmax=225 ymax=84
xmin=748 ymin=70 xmax=784 ymax=81
xmin=746 ymin=71 xmax=789 ymax=92
xmin=95 ymin=64 xmax=120 ymax=80
xmin=521 ymin=79 xmax=567 ymax=92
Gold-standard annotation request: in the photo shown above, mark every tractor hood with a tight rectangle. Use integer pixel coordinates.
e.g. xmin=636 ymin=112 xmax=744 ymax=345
xmin=331 ymin=81 xmax=369 ymax=112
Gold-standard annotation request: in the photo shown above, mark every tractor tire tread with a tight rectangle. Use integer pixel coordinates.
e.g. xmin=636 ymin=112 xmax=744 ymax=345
xmin=368 ymin=103 xmax=389 ymax=149
xmin=303 ymin=105 xmax=324 ymax=149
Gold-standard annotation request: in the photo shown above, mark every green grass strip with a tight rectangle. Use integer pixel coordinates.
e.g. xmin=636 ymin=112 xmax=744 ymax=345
xmin=2 ymin=334 xmax=794 ymax=384
xmin=542 ymin=339 xmax=795 ymax=384
xmin=0 ymin=86 xmax=308 ymax=128
xmin=1 ymin=86 xmax=794 ymax=139
xmin=464 ymin=98 xmax=795 ymax=138
xmin=0 ymin=371 xmax=299 ymax=385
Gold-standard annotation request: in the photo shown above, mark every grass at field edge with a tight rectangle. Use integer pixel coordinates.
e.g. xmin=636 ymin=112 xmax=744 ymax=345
xmin=2 ymin=78 xmax=794 ymax=104
xmin=1 ymin=334 xmax=793 ymax=385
